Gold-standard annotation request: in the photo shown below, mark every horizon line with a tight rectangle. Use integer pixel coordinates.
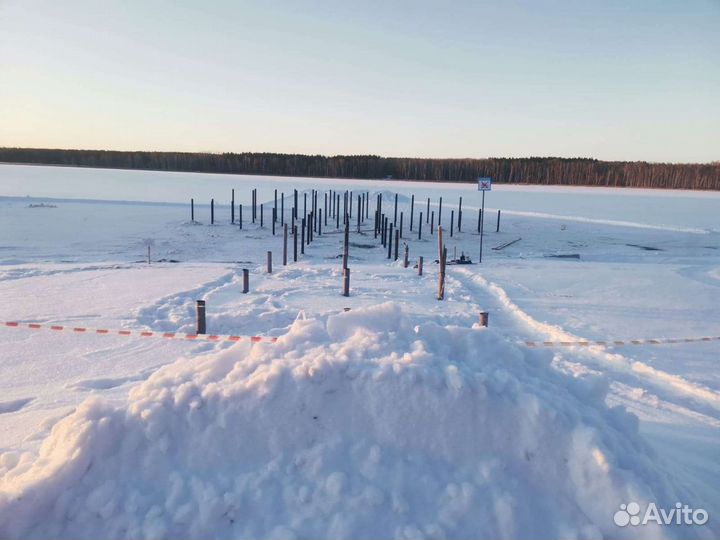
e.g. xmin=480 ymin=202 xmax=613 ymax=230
xmin=2 ymin=146 xmax=718 ymax=167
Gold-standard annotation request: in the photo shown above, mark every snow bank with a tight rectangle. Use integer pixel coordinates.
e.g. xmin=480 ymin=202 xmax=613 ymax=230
xmin=453 ymin=267 xmax=720 ymax=416
xmin=0 ymin=303 xmax=683 ymax=538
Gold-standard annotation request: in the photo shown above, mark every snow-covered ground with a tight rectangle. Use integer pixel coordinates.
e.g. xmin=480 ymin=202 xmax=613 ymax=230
xmin=0 ymin=164 xmax=718 ymax=538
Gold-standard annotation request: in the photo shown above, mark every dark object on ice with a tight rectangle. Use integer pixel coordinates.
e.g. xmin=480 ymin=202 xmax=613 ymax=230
xmin=546 ymin=254 xmax=581 ymax=259
xmin=27 ymin=203 xmax=57 ymax=208
xmin=448 ymin=251 xmax=473 ymax=265
xmin=349 ymin=242 xmax=376 ymax=249
xmin=331 ymin=253 xmax=358 ymax=261
xmin=626 ymin=243 xmax=664 ymax=251
xmin=493 ymin=237 xmax=521 ymax=251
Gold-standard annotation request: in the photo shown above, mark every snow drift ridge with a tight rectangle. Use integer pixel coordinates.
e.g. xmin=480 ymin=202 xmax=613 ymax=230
xmin=0 ymin=303 xmax=683 ymax=538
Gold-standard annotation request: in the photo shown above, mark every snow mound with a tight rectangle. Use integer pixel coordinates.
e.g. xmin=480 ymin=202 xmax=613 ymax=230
xmin=0 ymin=303 xmax=682 ymax=539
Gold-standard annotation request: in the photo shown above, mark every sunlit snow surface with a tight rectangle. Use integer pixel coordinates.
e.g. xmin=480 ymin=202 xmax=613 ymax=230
xmin=0 ymin=164 xmax=718 ymax=538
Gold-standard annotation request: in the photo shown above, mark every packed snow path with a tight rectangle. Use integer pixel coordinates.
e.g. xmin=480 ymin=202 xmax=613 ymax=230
xmin=448 ymin=268 xmax=720 ymax=426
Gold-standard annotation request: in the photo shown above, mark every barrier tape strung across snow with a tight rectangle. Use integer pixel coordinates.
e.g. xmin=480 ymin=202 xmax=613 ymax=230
xmin=1 ymin=321 xmax=278 ymax=343
xmin=523 ymin=336 xmax=720 ymax=348
xmin=3 ymin=320 xmax=719 ymax=349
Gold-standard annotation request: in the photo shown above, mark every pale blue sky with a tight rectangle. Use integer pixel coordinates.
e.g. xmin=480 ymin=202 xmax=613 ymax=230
xmin=1 ymin=0 xmax=718 ymax=162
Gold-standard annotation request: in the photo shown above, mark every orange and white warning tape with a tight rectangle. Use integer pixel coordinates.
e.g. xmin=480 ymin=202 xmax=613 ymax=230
xmin=4 ymin=320 xmax=718 ymax=349
xmin=523 ymin=336 xmax=720 ymax=348
xmin=2 ymin=321 xmax=278 ymax=343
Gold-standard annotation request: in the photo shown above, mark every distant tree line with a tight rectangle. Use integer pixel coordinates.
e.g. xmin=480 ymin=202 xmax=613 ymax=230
xmin=1 ymin=147 xmax=718 ymax=190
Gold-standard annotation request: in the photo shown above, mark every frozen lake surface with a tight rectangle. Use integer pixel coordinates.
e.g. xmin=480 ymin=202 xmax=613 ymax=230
xmin=2 ymin=163 xmax=719 ymax=230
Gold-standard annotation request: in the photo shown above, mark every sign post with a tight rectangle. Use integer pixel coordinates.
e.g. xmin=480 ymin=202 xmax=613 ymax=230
xmin=478 ymin=177 xmax=492 ymax=263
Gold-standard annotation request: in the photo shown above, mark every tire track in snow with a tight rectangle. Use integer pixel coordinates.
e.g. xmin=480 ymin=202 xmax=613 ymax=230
xmin=449 ymin=267 xmax=720 ymax=423
xmin=66 ymin=367 xmax=156 ymax=391
xmin=0 ymin=264 xmax=134 ymax=283
xmin=676 ymin=264 xmax=720 ymax=290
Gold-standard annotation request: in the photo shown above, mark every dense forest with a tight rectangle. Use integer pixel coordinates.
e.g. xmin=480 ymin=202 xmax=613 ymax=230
xmin=1 ymin=147 xmax=718 ymax=190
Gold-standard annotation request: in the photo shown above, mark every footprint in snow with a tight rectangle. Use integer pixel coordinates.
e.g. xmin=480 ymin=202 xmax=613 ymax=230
xmin=0 ymin=397 xmax=35 ymax=414
xmin=66 ymin=368 xmax=155 ymax=391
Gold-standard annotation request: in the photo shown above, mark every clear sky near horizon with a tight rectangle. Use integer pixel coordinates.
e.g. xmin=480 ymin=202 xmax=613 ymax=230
xmin=1 ymin=0 xmax=718 ymax=163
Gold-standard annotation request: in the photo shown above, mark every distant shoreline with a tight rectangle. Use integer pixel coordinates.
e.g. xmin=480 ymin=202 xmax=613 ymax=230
xmin=3 ymin=166 xmax=719 ymax=201
xmin=1 ymin=147 xmax=718 ymax=190
xmin=1 ymin=160 xmax=718 ymax=193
